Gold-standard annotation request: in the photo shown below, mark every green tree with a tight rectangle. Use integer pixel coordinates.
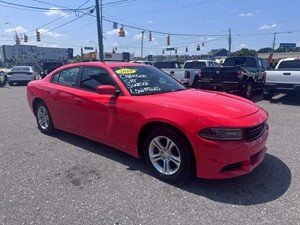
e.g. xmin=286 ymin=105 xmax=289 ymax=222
xmin=230 ymin=48 xmax=257 ymax=57
xmin=257 ymin=47 xmax=273 ymax=53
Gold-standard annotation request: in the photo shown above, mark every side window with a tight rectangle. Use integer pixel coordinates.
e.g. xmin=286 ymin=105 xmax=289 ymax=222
xmin=51 ymin=67 xmax=80 ymax=87
xmin=52 ymin=72 xmax=60 ymax=83
xmin=258 ymin=59 xmax=263 ymax=68
xmin=80 ymin=67 xmax=114 ymax=91
xmin=209 ymin=62 xmax=214 ymax=67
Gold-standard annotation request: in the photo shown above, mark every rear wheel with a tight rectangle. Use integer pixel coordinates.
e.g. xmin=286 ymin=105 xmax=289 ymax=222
xmin=35 ymin=102 xmax=55 ymax=134
xmin=143 ymin=127 xmax=194 ymax=182
xmin=8 ymin=81 xmax=14 ymax=86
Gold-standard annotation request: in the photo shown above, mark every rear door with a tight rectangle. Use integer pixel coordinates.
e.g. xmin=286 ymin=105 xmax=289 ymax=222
xmin=46 ymin=66 xmax=81 ymax=132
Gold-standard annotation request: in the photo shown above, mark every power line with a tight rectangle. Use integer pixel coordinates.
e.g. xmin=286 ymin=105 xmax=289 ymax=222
xmin=0 ymin=0 xmax=93 ymax=11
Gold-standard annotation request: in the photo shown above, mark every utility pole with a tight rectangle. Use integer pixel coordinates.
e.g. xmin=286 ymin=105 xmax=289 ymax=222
xmin=272 ymin=33 xmax=277 ymax=52
xmin=228 ymin=28 xmax=232 ymax=56
xmin=141 ymin=31 xmax=145 ymax=59
xmin=95 ymin=0 xmax=104 ymax=62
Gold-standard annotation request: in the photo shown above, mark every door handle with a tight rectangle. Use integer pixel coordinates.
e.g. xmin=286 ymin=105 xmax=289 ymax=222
xmin=46 ymin=90 xmax=50 ymax=94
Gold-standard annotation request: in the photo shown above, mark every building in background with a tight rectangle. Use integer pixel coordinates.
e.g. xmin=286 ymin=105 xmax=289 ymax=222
xmin=0 ymin=45 xmax=73 ymax=72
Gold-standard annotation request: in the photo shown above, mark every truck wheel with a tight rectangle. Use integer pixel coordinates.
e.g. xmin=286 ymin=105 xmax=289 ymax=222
xmin=241 ymin=81 xmax=252 ymax=99
xmin=191 ymin=75 xmax=199 ymax=88
xmin=263 ymin=92 xmax=274 ymax=100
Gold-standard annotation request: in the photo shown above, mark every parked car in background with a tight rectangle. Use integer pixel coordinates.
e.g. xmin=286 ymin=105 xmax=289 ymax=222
xmin=153 ymin=61 xmax=183 ymax=70
xmin=183 ymin=60 xmax=221 ymax=87
xmin=7 ymin=66 xmax=40 ymax=86
xmin=0 ymin=70 xmax=8 ymax=87
xmin=157 ymin=60 xmax=220 ymax=87
xmin=199 ymin=57 xmax=268 ymax=98
xmin=27 ymin=61 xmax=269 ymax=182
xmin=263 ymin=58 xmax=300 ymax=100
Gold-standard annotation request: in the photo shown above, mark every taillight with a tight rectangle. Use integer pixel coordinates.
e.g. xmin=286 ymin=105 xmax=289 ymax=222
xmin=237 ymin=70 xmax=243 ymax=79
xmin=262 ymin=72 xmax=266 ymax=82
xmin=184 ymin=71 xmax=190 ymax=79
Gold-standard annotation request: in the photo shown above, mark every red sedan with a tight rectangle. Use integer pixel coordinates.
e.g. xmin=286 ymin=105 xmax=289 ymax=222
xmin=27 ymin=62 xmax=269 ymax=181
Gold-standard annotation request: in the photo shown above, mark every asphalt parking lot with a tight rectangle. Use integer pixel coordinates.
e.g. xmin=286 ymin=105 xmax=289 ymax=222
xmin=1 ymin=85 xmax=299 ymax=225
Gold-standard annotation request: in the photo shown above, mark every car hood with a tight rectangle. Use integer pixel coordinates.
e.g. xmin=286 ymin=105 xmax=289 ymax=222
xmin=143 ymin=89 xmax=259 ymax=119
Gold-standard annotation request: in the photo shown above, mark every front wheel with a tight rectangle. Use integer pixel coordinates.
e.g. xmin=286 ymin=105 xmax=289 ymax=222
xmin=143 ymin=128 xmax=194 ymax=182
xmin=35 ymin=102 xmax=55 ymax=134
xmin=241 ymin=81 xmax=252 ymax=99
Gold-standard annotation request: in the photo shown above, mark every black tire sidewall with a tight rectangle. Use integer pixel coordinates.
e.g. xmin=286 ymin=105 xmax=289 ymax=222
xmin=143 ymin=127 xmax=194 ymax=182
xmin=35 ymin=102 xmax=54 ymax=134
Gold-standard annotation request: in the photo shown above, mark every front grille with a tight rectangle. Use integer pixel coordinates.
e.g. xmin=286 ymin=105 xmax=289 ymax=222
xmin=245 ymin=123 xmax=265 ymax=142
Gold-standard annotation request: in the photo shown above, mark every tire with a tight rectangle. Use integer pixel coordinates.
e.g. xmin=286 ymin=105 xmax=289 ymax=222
xmin=241 ymin=81 xmax=252 ymax=99
xmin=191 ymin=75 xmax=199 ymax=88
xmin=143 ymin=127 xmax=194 ymax=182
xmin=35 ymin=102 xmax=55 ymax=134
xmin=8 ymin=81 xmax=14 ymax=86
xmin=263 ymin=92 xmax=273 ymax=100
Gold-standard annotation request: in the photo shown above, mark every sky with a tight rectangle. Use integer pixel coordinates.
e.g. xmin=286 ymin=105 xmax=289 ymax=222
xmin=0 ymin=0 xmax=300 ymax=57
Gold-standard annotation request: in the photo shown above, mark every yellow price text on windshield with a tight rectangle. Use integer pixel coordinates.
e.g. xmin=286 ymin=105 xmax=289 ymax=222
xmin=115 ymin=68 xmax=136 ymax=74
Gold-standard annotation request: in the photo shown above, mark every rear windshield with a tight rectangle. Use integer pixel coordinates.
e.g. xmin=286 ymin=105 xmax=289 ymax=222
xmin=184 ymin=61 xmax=206 ymax=69
xmin=277 ymin=60 xmax=300 ymax=69
xmin=11 ymin=67 xmax=31 ymax=72
xmin=223 ymin=57 xmax=256 ymax=67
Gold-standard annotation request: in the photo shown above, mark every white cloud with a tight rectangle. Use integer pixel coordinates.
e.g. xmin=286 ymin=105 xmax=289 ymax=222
xmin=111 ymin=42 xmax=120 ymax=47
xmin=5 ymin=26 xmax=27 ymax=33
xmin=147 ymin=21 xmax=153 ymax=24
xmin=38 ymin=28 xmax=64 ymax=38
xmin=259 ymin=23 xmax=277 ymax=30
xmin=134 ymin=33 xmax=143 ymax=40
xmin=239 ymin=13 xmax=254 ymax=17
xmin=105 ymin=28 xmax=129 ymax=36
xmin=44 ymin=7 xmax=69 ymax=17
xmin=228 ymin=9 xmax=238 ymax=13
xmin=240 ymin=44 xmax=248 ymax=48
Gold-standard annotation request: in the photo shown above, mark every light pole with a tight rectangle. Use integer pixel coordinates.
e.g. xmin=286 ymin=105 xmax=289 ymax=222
xmin=95 ymin=0 xmax=104 ymax=62
xmin=141 ymin=31 xmax=145 ymax=59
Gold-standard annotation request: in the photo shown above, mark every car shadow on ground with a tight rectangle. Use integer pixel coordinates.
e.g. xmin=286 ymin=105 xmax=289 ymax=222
xmin=52 ymin=130 xmax=291 ymax=206
xmin=251 ymin=92 xmax=300 ymax=106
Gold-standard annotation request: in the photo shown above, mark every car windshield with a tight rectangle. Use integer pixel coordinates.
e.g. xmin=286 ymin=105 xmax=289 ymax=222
xmin=11 ymin=67 xmax=31 ymax=72
xmin=112 ymin=66 xmax=186 ymax=96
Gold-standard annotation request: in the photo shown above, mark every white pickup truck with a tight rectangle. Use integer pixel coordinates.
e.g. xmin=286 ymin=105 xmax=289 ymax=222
xmin=263 ymin=58 xmax=300 ymax=100
xmin=161 ymin=60 xmax=220 ymax=87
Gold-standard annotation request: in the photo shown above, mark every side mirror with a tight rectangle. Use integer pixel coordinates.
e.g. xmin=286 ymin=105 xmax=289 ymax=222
xmin=96 ymin=85 xmax=117 ymax=95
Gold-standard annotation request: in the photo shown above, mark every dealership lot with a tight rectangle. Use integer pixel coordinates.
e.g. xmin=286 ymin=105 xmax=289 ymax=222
xmin=1 ymin=85 xmax=299 ymax=225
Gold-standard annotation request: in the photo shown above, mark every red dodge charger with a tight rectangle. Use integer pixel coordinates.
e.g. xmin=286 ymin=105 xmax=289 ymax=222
xmin=27 ymin=62 xmax=269 ymax=182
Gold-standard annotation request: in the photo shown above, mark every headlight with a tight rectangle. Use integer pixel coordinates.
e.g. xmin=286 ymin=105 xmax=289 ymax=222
xmin=199 ymin=128 xmax=244 ymax=141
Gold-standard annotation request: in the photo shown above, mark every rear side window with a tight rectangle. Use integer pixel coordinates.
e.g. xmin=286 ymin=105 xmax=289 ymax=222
xmin=52 ymin=67 xmax=80 ymax=87
xmin=184 ymin=61 xmax=206 ymax=69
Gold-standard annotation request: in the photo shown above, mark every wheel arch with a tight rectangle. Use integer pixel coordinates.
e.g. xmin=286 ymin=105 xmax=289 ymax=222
xmin=138 ymin=121 xmax=195 ymax=162
xmin=32 ymin=98 xmax=45 ymax=116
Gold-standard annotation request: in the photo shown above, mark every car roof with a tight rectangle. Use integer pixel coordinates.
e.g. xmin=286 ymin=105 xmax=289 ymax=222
xmin=55 ymin=61 xmax=148 ymax=70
